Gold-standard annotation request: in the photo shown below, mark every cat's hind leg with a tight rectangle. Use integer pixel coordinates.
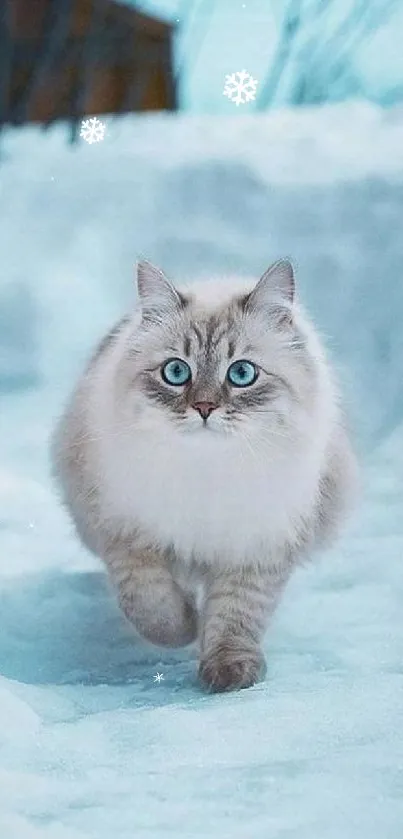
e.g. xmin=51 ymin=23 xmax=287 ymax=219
xmin=104 ymin=542 xmax=198 ymax=647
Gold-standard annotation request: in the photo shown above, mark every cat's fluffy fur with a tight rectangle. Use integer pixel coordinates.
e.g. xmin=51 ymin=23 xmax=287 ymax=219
xmin=51 ymin=259 xmax=357 ymax=692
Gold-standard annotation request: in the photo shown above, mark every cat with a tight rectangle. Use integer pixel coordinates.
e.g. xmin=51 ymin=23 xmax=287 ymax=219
xmin=51 ymin=259 xmax=357 ymax=692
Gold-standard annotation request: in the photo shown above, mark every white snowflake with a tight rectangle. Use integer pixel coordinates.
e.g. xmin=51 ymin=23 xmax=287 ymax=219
xmin=80 ymin=117 xmax=105 ymax=145
xmin=153 ymin=672 xmax=164 ymax=683
xmin=223 ymin=70 xmax=258 ymax=107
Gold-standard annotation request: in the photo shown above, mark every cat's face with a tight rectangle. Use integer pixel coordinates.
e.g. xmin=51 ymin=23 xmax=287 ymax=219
xmin=124 ymin=261 xmax=315 ymax=442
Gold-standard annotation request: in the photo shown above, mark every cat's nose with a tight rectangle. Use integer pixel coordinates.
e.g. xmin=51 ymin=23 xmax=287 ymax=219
xmin=192 ymin=401 xmax=218 ymax=420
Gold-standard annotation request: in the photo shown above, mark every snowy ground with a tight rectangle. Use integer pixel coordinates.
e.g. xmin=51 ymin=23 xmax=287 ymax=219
xmin=1 ymin=103 xmax=403 ymax=838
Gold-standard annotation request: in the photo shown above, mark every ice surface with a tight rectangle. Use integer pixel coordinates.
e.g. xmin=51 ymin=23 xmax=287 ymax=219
xmin=1 ymin=104 xmax=403 ymax=838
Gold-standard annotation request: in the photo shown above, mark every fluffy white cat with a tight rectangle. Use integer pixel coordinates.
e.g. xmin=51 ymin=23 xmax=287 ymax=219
xmin=51 ymin=259 xmax=357 ymax=691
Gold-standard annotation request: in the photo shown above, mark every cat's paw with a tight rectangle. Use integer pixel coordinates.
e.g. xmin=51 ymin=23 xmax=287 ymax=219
xmin=198 ymin=643 xmax=266 ymax=692
xmin=120 ymin=587 xmax=198 ymax=648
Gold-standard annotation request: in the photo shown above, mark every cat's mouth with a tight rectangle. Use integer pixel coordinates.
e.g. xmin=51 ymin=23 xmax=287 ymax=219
xmin=200 ymin=421 xmax=219 ymax=432
xmin=188 ymin=421 xmax=219 ymax=432
xmin=180 ymin=414 xmax=231 ymax=435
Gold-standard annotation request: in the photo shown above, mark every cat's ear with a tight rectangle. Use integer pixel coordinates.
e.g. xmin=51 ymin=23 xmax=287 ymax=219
xmin=242 ymin=259 xmax=295 ymax=323
xmin=136 ymin=260 xmax=185 ymax=322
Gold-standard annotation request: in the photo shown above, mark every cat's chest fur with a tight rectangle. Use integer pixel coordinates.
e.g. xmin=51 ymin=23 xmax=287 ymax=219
xmin=99 ymin=423 xmax=319 ymax=566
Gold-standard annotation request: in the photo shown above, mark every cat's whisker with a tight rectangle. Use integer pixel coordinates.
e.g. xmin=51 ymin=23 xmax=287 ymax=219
xmin=230 ymin=424 xmax=274 ymax=468
xmin=233 ymin=417 xmax=292 ymax=444
xmin=77 ymin=424 xmax=135 ymax=445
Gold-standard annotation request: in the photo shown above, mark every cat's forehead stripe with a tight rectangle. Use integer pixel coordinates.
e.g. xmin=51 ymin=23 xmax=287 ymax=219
xmin=227 ymin=339 xmax=235 ymax=360
xmin=207 ymin=314 xmax=238 ymax=353
xmin=186 ymin=312 xmax=240 ymax=360
xmin=183 ymin=334 xmax=191 ymax=357
xmin=190 ymin=323 xmax=204 ymax=349
xmin=204 ymin=315 xmax=220 ymax=350
xmin=190 ymin=318 xmax=230 ymax=355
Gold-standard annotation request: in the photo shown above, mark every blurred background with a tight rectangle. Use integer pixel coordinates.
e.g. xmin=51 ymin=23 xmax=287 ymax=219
xmin=1 ymin=0 xmax=403 ymax=438
xmin=137 ymin=0 xmax=403 ymax=111
xmin=1 ymin=3 xmax=403 ymax=839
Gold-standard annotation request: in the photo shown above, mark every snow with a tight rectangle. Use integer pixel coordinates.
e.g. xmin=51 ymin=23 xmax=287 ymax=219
xmin=1 ymin=103 xmax=403 ymax=838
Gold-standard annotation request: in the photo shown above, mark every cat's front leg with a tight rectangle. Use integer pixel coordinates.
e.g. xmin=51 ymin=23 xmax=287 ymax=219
xmin=104 ymin=543 xmax=198 ymax=647
xmin=198 ymin=565 xmax=286 ymax=692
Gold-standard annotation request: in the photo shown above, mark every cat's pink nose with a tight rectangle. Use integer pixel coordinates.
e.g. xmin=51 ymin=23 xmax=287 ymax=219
xmin=192 ymin=401 xmax=218 ymax=420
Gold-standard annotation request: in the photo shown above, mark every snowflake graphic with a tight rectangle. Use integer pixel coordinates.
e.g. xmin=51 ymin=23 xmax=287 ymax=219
xmin=80 ymin=117 xmax=105 ymax=145
xmin=153 ymin=672 xmax=164 ymax=683
xmin=223 ymin=70 xmax=258 ymax=106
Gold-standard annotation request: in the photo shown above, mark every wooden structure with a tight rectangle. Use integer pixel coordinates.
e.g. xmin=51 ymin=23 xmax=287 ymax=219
xmin=0 ymin=0 xmax=177 ymax=140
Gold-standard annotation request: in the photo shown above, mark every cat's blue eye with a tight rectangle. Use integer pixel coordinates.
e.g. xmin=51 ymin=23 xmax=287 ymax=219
xmin=227 ymin=359 xmax=258 ymax=388
xmin=161 ymin=358 xmax=192 ymax=386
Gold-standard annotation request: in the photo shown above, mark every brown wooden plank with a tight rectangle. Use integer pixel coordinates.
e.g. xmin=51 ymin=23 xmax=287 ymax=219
xmin=4 ymin=0 xmax=177 ymax=125
xmin=10 ymin=0 xmax=172 ymax=40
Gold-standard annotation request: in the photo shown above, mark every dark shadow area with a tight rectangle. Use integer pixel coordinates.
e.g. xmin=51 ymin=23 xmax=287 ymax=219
xmin=0 ymin=569 xmax=197 ymax=687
